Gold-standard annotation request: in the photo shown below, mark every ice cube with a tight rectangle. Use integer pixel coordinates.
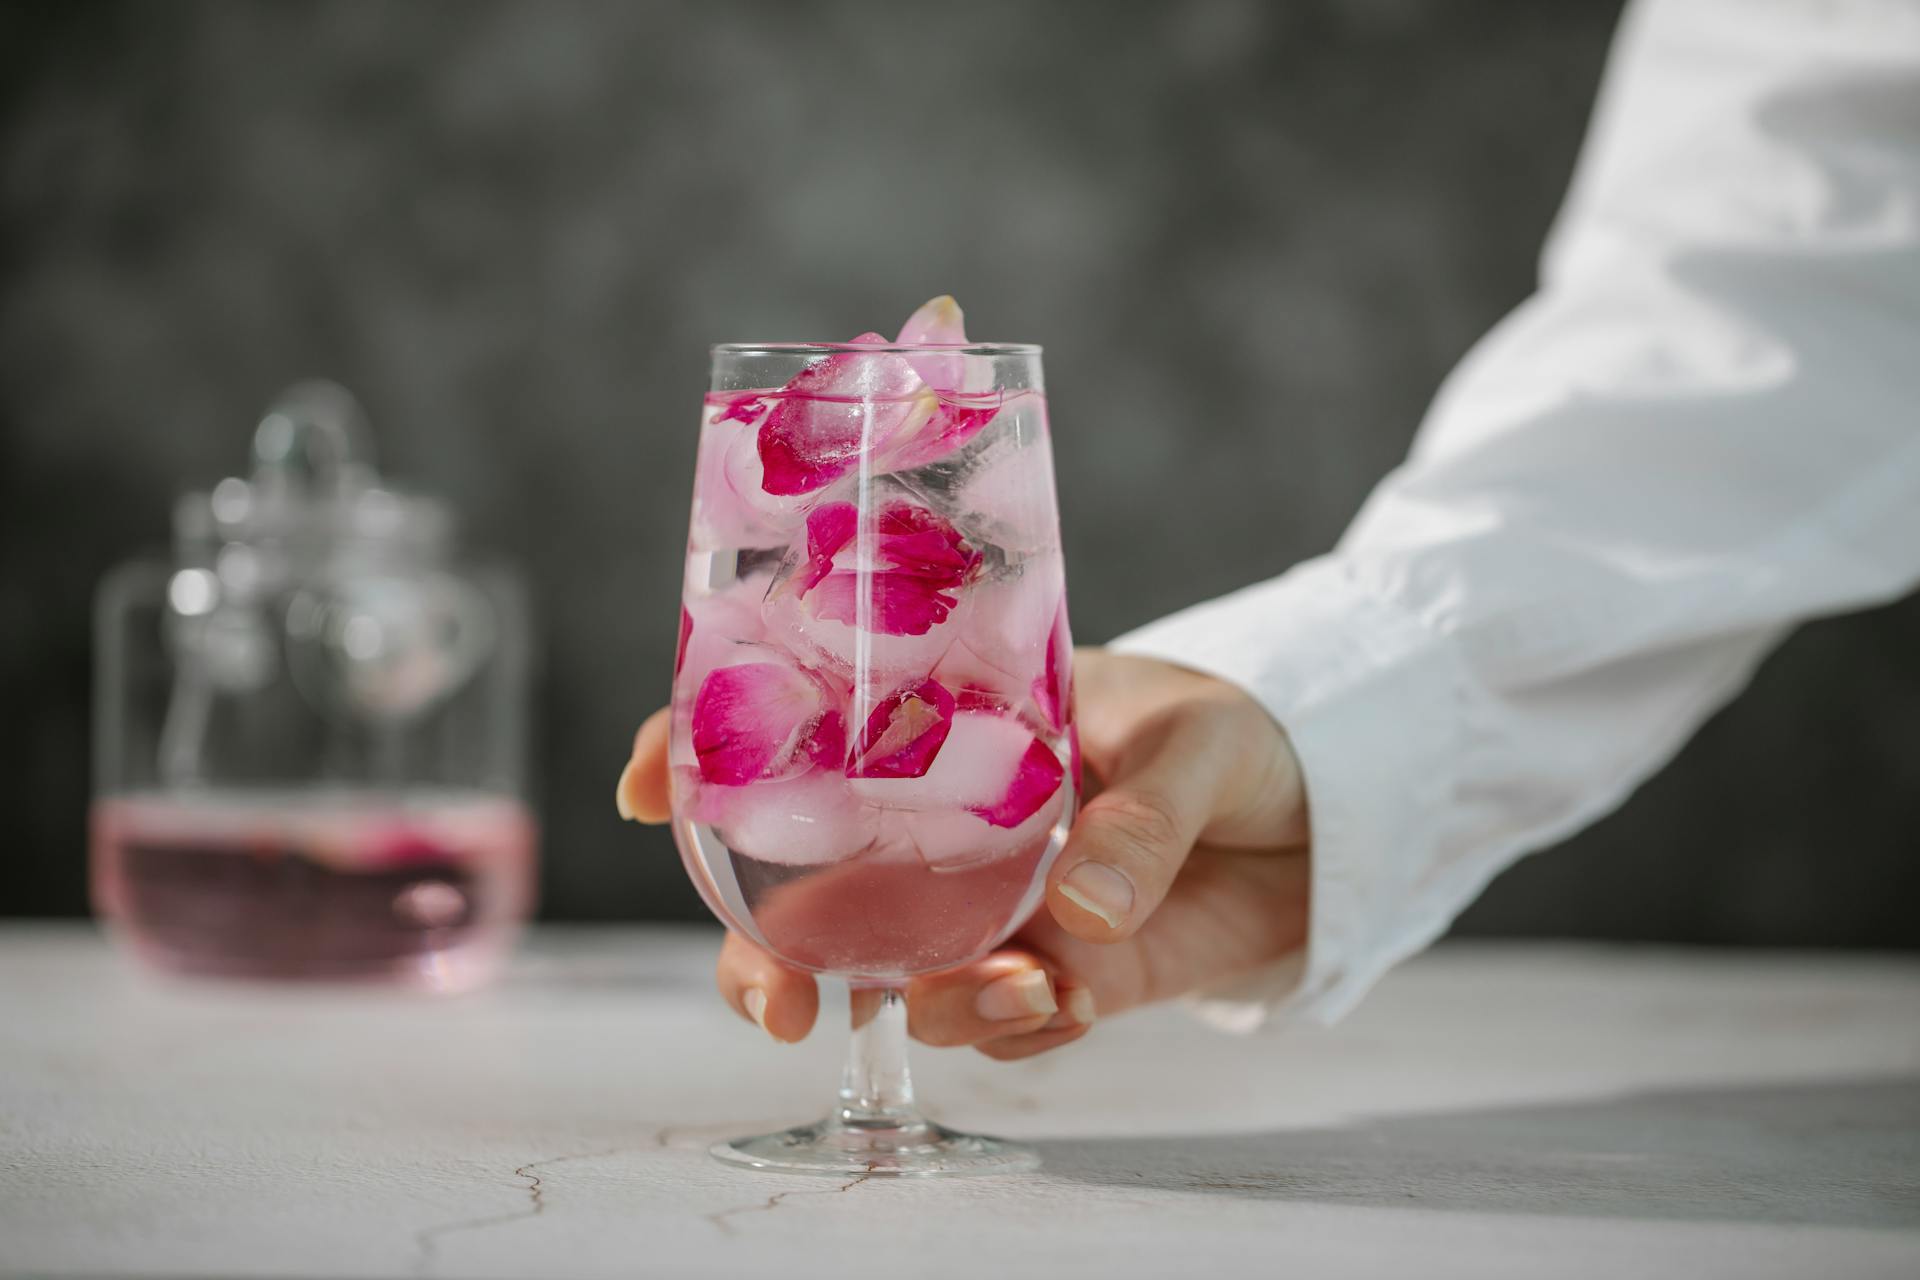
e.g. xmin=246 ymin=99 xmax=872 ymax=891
xmin=757 ymin=335 xmax=931 ymax=496
xmin=759 ymin=489 xmax=979 ymax=690
xmin=951 ymin=407 xmax=1060 ymax=557
xmin=762 ymin=584 xmax=965 ymax=692
xmin=692 ymin=768 xmax=878 ymax=867
xmin=946 ymin=555 xmax=1063 ymax=699
xmin=905 ymin=784 xmax=1066 ymax=871
xmin=849 ymin=709 xmax=1040 ymax=811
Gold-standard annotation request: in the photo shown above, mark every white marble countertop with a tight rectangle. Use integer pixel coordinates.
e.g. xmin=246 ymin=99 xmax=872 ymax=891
xmin=3 ymin=924 xmax=1917 ymax=1279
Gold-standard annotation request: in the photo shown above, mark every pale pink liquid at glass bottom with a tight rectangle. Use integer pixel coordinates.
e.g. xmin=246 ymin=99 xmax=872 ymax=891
xmin=675 ymin=384 xmax=1075 ymax=982
xmin=91 ymin=789 xmax=537 ymax=990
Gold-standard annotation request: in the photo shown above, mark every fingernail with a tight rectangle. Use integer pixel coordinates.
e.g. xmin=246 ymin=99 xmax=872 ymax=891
xmin=1064 ymin=987 xmax=1096 ymax=1025
xmin=743 ymin=987 xmax=770 ymax=1032
xmin=614 ymin=760 xmax=639 ymax=821
xmin=1060 ymin=862 xmax=1134 ymax=930
xmin=975 ymin=970 xmax=1056 ymax=1021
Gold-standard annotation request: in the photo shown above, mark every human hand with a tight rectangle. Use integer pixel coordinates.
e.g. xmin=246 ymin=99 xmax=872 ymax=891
xmin=617 ymin=649 xmax=1309 ymax=1059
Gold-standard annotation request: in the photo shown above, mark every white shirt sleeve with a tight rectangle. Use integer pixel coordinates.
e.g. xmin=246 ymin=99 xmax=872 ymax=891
xmin=1111 ymin=0 xmax=1920 ymax=1029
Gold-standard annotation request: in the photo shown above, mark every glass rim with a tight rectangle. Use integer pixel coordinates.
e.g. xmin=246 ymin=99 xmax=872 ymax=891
xmin=710 ymin=341 xmax=1042 ymax=357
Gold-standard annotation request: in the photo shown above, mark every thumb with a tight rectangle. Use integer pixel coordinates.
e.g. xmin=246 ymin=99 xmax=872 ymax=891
xmin=1046 ymin=711 xmax=1230 ymax=943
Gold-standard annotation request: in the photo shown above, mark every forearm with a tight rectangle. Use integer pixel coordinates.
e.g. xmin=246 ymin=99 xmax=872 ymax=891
xmin=1117 ymin=0 xmax=1920 ymax=1024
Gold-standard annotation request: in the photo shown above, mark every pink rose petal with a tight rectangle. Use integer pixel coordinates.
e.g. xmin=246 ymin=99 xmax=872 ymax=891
xmin=895 ymin=295 xmax=968 ymax=394
xmin=848 ymin=709 xmax=1060 ymax=821
xmin=849 ymin=678 xmax=955 ymax=779
xmin=796 ymin=499 xmax=980 ymax=638
xmin=905 ymin=783 xmax=1065 ymax=871
xmin=798 ymin=501 xmax=858 ymax=594
xmin=884 ymin=398 xmax=1002 ymax=472
xmin=672 ymin=584 xmax=774 ymax=768
xmin=952 ymin=684 xmax=1012 ymax=715
xmin=1033 ymin=593 xmax=1073 ymax=733
xmin=757 ymin=333 xmax=926 ymax=496
xmin=693 ymin=403 xmax=815 ymax=549
xmin=710 ymin=392 xmax=767 ymax=425
xmin=763 ymin=585 xmax=964 ymax=688
xmin=804 ymin=709 xmax=846 ymax=770
xmin=675 ymin=605 xmax=693 ymax=676
xmin=969 ymin=737 xmax=1066 ymax=829
xmin=692 ymin=659 xmax=829 ymax=786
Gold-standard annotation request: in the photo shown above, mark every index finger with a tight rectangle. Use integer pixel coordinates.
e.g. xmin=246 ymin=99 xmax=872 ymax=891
xmin=615 ymin=707 xmax=674 ymax=824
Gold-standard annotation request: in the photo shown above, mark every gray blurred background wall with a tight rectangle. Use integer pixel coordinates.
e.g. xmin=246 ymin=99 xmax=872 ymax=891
xmin=4 ymin=0 xmax=1916 ymax=944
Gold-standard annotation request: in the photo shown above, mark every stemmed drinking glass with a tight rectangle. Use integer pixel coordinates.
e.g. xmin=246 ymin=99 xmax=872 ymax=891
xmin=670 ymin=312 xmax=1076 ymax=1176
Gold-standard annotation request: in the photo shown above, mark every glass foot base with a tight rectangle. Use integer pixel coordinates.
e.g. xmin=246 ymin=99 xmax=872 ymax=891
xmin=711 ymin=1117 xmax=1039 ymax=1177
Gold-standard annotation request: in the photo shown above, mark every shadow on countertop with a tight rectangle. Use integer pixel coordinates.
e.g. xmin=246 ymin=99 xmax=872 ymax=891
xmin=1036 ymin=1077 xmax=1920 ymax=1229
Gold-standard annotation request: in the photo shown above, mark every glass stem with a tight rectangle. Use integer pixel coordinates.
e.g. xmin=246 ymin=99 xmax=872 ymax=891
xmin=835 ymin=987 xmax=921 ymax=1130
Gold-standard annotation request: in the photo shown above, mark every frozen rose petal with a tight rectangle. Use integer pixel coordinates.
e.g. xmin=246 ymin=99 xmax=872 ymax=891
xmin=905 ymin=783 xmax=1065 ymax=871
xmin=673 ymin=582 xmax=774 ymax=768
xmin=692 ymin=660 xmax=827 ymax=785
xmin=895 ymin=295 xmax=967 ymax=394
xmin=1068 ymin=721 xmax=1084 ymax=793
xmin=969 ymin=738 xmax=1066 ymax=829
xmin=798 ymin=501 xmax=858 ymax=593
xmin=757 ymin=333 xmax=927 ymax=495
xmin=798 ymin=499 xmax=980 ymax=638
xmin=804 ymin=709 xmax=846 ymax=770
xmin=884 ymin=398 xmax=1002 ymax=472
xmin=702 ymin=770 xmax=877 ymax=867
xmin=675 ymin=605 xmax=693 ymax=676
xmin=693 ymin=406 xmax=817 ymax=549
xmin=952 ymin=683 xmax=1012 ymax=715
xmin=849 ymin=678 xmax=955 ymax=779
xmin=850 ymin=709 xmax=1045 ymax=812
xmin=711 ymin=393 xmax=766 ymax=425
xmin=764 ymin=587 xmax=963 ymax=688
xmin=1033 ymin=593 xmax=1073 ymax=733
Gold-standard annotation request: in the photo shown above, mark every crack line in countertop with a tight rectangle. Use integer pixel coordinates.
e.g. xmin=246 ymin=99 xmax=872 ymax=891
xmin=704 ymin=1171 xmax=875 ymax=1236
xmin=410 ymin=1143 xmax=635 ymax=1276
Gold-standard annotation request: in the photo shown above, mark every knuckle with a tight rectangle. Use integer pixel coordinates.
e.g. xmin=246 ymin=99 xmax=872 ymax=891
xmin=1089 ymin=790 xmax=1187 ymax=865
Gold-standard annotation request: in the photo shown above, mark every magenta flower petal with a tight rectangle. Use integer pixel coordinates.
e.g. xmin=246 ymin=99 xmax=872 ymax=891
xmin=1032 ymin=595 xmax=1073 ymax=733
xmin=968 ymin=738 xmax=1066 ymax=829
xmin=757 ymin=333 xmax=925 ymax=496
xmin=709 ymin=393 xmax=768 ymax=426
xmin=691 ymin=660 xmax=827 ymax=785
xmin=798 ymin=501 xmax=859 ymax=593
xmin=675 ymin=605 xmax=693 ymax=676
xmin=884 ymin=398 xmax=1002 ymax=472
xmin=952 ymin=685 xmax=1012 ymax=715
xmin=803 ymin=709 xmax=847 ymax=770
xmin=896 ymin=296 xmax=967 ymax=346
xmin=895 ymin=295 xmax=968 ymax=394
xmin=797 ymin=499 xmax=980 ymax=638
xmin=849 ymin=678 xmax=956 ymax=779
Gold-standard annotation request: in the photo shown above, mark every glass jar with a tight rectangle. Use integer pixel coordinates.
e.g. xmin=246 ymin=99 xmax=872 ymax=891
xmin=91 ymin=381 xmax=536 ymax=990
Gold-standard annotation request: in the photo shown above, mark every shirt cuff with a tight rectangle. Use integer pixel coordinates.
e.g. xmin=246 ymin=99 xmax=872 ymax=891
xmin=1109 ymin=555 xmax=1471 ymax=1029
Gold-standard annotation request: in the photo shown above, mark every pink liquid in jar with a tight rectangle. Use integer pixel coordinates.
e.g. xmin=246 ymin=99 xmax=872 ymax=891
xmin=91 ymin=788 xmax=537 ymax=990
